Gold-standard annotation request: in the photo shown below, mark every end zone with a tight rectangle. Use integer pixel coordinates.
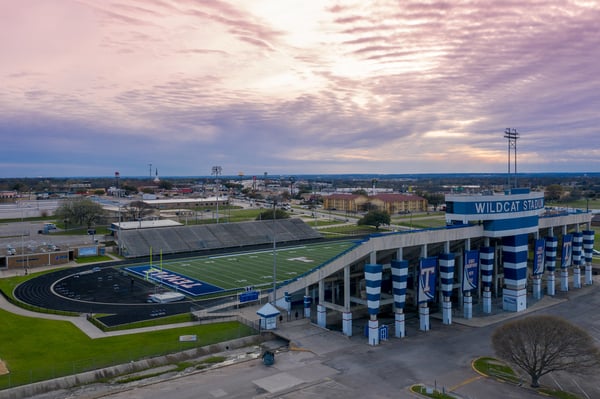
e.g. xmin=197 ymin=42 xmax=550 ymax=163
xmin=124 ymin=265 xmax=223 ymax=296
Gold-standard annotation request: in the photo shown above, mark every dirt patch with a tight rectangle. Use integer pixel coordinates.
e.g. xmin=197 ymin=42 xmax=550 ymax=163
xmin=0 ymin=359 xmax=8 ymax=375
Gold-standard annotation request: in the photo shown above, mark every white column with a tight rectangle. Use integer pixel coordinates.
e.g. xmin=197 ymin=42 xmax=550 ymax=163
xmin=342 ymin=311 xmax=352 ymax=336
xmin=395 ymin=310 xmax=405 ymax=338
xmin=547 ymin=273 xmax=556 ymax=296
xmin=317 ymin=279 xmax=326 ymax=327
xmin=368 ymin=318 xmax=379 ymax=346
xmin=483 ymin=289 xmax=492 ymax=313
xmin=532 ymin=275 xmax=542 ymax=299
xmin=463 ymin=293 xmax=472 ymax=319
xmin=585 ymin=264 xmax=593 ymax=285
xmin=442 ymin=299 xmax=452 ymax=325
xmin=419 ymin=305 xmax=430 ymax=331
xmin=573 ymin=267 xmax=581 ymax=289
xmin=317 ymin=304 xmax=327 ymax=328
xmin=560 ymin=269 xmax=569 ymax=292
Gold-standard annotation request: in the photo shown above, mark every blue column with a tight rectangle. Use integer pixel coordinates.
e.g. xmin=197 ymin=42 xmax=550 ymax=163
xmin=572 ymin=232 xmax=583 ymax=288
xmin=583 ymin=230 xmax=595 ymax=285
xmin=303 ymin=295 xmax=311 ymax=318
xmin=480 ymin=247 xmax=494 ymax=313
xmin=502 ymin=234 xmax=528 ymax=312
xmin=365 ymin=263 xmax=383 ymax=345
xmin=439 ymin=253 xmax=455 ymax=324
xmin=545 ymin=236 xmax=557 ymax=295
xmin=391 ymin=259 xmax=408 ymax=337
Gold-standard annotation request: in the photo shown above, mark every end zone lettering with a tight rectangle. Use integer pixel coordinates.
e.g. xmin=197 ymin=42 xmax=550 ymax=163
xmin=124 ymin=265 xmax=223 ymax=296
xmin=147 ymin=268 xmax=202 ymax=289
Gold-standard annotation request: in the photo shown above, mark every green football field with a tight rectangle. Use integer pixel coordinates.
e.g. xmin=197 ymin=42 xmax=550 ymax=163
xmin=124 ymin=240 xmax=359 ymax=295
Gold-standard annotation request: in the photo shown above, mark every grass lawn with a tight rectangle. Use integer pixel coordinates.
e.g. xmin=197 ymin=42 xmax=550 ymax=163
xmin=0 ymin=240 xmax=360 ymax=389
xmin=0 ymin=306 xmax=254 ymax=389
xmin=131 ymin=240 xmax=359 ymax=293
xmin=472 ymin=357 xmax=582 ymax=399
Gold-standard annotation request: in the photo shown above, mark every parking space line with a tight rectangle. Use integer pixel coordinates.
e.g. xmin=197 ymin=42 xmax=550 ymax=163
xmin=449 ymin=375 xmax=483 ymax=391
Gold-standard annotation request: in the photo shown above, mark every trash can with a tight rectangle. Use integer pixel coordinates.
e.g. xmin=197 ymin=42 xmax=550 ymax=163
xmin=262 ymin=350 xmax=275 ymax=366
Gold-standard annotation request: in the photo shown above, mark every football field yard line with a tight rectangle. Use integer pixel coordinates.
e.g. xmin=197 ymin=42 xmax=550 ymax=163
xmin=132 ymin=240 xmax=359 ymax=295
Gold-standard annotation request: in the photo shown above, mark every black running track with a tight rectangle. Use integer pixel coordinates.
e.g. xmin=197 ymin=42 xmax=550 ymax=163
xmin=13 ymin=265 xmax=200 ymax=327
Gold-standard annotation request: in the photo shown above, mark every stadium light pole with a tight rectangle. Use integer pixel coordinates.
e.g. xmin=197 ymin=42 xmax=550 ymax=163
xmin=115 ymin=171 xmax=122 ymax=256
xmin=272 ymin=196 xmax=277 ymax=304
xmin=504 ymin=128 xmax=519 ymax=189
xmin=212 ymin=166 xmax=222 ymax=224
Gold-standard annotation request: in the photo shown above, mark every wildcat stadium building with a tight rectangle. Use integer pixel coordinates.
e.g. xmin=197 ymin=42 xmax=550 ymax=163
xmin=276 ymin=188 xmax=595 ymax=345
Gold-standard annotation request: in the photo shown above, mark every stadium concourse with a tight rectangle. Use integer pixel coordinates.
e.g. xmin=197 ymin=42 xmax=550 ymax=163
xmin=11 ymin=219 xmax=324 ymax=327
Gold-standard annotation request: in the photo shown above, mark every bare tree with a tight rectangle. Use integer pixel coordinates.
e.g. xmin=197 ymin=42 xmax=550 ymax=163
xmin=124 ymin=200 xmax=155 ymax=221
xmin=492 ymin=315 xmax=600 ymax=387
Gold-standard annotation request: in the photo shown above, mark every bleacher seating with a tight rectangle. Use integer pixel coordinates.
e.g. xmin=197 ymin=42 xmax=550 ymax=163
xmin=119 ymin=219 xmax=322 ymax=258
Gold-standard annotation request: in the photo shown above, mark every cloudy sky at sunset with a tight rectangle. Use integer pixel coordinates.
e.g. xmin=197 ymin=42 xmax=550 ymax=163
xmin=2 ymin=0 xmax=599 ymax=178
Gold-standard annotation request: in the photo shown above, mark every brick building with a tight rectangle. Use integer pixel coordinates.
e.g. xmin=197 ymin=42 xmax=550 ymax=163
xmin=323 ymin=193 xmax=427 ymax=213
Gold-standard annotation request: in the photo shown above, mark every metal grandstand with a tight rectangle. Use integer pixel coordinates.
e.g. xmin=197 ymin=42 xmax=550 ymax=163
xmin=118 ymin=219 xmax=323 ymax=258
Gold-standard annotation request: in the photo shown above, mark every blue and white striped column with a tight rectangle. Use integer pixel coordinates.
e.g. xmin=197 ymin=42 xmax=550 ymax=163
xmin=480 ymin=247 xmax=494 ymax=313
xmin=365 ymin=263 xmax=383 ymax=346
xmin=583 ymin=230 xmax=595 ymax=285
xmin=545 ymin=236 xmax=557 ymax=296
xmin=303 ymin=295 xmax=311 ymax=318
xmin=572 ymin=232 xmax=583 ymax=288
xmin=502 ymin=234 xmax=528 ymax=312
xmin=439 ymin=253 xmax=455 ymax=324
xmin=391 ymin=259 xmax=408 ymax=337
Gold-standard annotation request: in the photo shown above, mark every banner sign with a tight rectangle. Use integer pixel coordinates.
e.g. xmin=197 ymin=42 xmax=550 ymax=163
xmin=561 ymin=234 xmax=573 ymax=268
xmin=239 ymin=291 xmax=259 ymax=303
xmin=125 ymin=265 xmax=223 ymax=296
xmin=462 ymin=250 xmax=479 ymax=292
xmin=78 ymin=246 xmax=98 ymax=257
xmin=533 ymin=238 xmax=546 ymax=275
xmin=447 ymin=196 xmax=544 ymax=216
xmin=418 ymin=257 xmax=437 ymax=303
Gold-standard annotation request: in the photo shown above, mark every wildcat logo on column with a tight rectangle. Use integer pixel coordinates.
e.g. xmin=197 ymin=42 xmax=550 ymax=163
xmin=561 ymin=234 xmax=573 ymax=268
xmin=462 ymin=250 xmax=479 ymax=292
xmin=418 ymin=257 xmax=437 ymax=303
xmin=533 ymin=238 xmax=545 ymax=275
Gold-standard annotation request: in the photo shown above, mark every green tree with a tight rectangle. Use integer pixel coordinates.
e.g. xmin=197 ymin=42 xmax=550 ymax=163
xmin=545 ymin=184 xmax=563 ymax=202
xmin=422 ymin=192 xmax=444 ymax=211
xmin=158 ymin=180 xmax=173 ymax=190
xmin=121 ymin=184 xmax=138 ymax=195
xmin=54 ymin=198 xmax=106 ymax=229
xmin=358 ymin=210 xmax=390 ymax=230
xmin=492 ymin=315 xmax=600 ymax=388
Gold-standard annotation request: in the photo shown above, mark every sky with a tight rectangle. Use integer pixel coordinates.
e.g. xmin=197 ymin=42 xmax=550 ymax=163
xmin=1 ymin=0 xmax=600 ymax=178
